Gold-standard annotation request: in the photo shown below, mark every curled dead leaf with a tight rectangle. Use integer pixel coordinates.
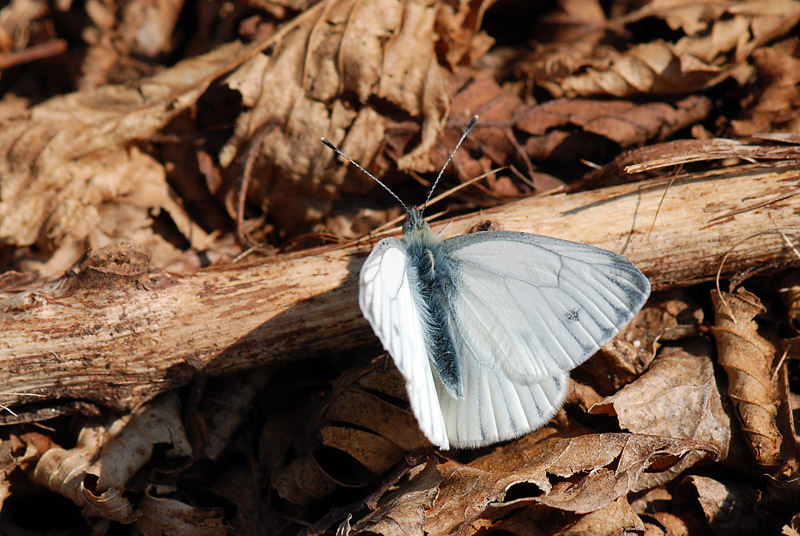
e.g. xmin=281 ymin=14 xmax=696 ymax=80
xmin=533 ymin=0 xmax=800 ymax=99
xmin=781 ymin=272 xmax=800 ymax=331
xmin=32 ymin=393 xmax=192 ymax=522
xmin=515 ymin=95 xmax=713 ymax=158
xmin=574 ymin=293 xmax=703 ymax=395
xmin=136 ymin=489 xmax=228 ymax=536
xmin=556 ymin=496 xmax=645 ymax=536
xmin=273 ymin=452 xmax=342 ymax=506
xmin=552 ymin=40 xmax=747 ymax=98
xmin=731 ymin=39 xmax=800 ymax=136
xmin=784 ymin=513 xmax=800 ymax=536
xmin=679 ymin=475 xmax=765 ymax=534
xmin=350 ymin=459 xmax=442 ymax=536
xmin=711 ymin=288 xmax=782 ymax=470
xmin=272 ymin=358 xmax=429 ymax=505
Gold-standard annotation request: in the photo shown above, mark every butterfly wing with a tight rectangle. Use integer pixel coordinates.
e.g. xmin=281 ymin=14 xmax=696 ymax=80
xmin=437 ymin=231 xmax=650 ymax=447
xmin=359 ymin=238 xmax=450 ymax=449
xmin=437 ymin=362 xmax=568 ymax=448
xmin=443 ymin=231 xmax=650 ymax=383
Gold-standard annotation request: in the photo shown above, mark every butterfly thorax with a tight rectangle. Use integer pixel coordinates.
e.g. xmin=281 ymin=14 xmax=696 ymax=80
xmin=402 ymin=207 xmax=463 ymax=398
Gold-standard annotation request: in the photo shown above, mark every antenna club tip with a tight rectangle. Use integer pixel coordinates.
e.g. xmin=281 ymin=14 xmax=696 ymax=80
xmin=320 ymin=138 xmax=339 ymax=153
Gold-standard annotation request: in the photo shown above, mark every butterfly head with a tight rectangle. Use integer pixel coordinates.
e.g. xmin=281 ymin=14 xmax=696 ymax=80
xmin=403 ymin=206 xmax=437 ymax=243
xmin=403 ymin=206 xmax=428 ymax=232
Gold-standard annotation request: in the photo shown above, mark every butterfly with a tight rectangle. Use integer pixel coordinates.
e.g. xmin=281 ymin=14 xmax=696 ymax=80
xmin=323 ymin=117 xmax=650 ymax=450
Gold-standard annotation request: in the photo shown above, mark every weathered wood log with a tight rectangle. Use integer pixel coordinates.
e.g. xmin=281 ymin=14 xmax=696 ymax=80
xmin=1 ymin=164 xmax=798 ymax=418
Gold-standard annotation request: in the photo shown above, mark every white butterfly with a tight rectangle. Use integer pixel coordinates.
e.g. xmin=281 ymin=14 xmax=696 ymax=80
xmin=323 ymin=118 xmax=650 ymax=450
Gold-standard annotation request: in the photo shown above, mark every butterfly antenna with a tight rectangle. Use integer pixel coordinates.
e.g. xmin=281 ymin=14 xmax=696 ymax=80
xmin=321 ymin=138 xmax=408 ymax=212
xmin=421 ymin=115 xmax=478 ymax=215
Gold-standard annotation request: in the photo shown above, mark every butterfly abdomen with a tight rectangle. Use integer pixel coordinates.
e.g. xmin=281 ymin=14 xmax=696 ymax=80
xmin=403 ymin=220 xmax=464 ymax=399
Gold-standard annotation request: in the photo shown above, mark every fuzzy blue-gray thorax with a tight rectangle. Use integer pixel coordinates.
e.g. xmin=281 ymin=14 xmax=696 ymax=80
xmin=402 ymin=207 xmax=462 ymax=398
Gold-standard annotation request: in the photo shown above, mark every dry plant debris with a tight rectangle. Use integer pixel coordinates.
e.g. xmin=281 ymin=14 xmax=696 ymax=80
xmin=0 ymin=0 xmax=800 ymax=534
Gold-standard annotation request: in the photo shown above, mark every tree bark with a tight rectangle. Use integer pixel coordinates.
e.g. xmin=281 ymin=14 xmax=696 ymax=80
xmin=1 ymin=164 xmax=798 ymax=418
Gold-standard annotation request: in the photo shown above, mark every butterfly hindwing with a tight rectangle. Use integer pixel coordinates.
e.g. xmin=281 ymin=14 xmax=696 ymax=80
xmin=359 ymin=238 xmax=450 ymax=449
xmin=436 ymin=344 xmax=569 ymax=448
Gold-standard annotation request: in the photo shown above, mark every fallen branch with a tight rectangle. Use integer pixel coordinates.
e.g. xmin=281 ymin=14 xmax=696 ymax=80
xmin=1 ymin=163 xmax=798 ymax=418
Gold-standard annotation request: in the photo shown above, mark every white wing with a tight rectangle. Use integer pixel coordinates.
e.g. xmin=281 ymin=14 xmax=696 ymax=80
xmin=433 ymin=231 xmax=649 ymax=447
xmin=443 ymin=231 xmax=651 ymax=385
xmin=358 ymin=238 xmax=450 ymax=449
xmin=438 ymin=362 xmax=568 ymax=448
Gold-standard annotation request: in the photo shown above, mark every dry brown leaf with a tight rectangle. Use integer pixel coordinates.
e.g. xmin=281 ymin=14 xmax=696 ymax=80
xmin=591 ymin=343 xmax=732 ymax=488
xmin=671 ymin=13 xmax=751 ymax=63
xmin=204 ymin=463 xmax=267 ymax=535
xmin=81 ymin=0 xmax=185 ymax=88
xmin=573 ymin=292 xmax=702 ymax=395
xmin=535 ymin=0 xmax=800 ymax=98
xmin=728 ymin=0 xmax=800 ymax=60
xmin=559 ymin=496 xmax=645 ymax=536
xmin=0 ymin=431 xmax=54 ymax=511
xmin=418 ymin=433 xmax=716 ymax=535
xmin=272 ymin=359 xmax=429 ymax=505
xmin=136 ymin=489 xmax=228 ymax=536
xmin=780 ymin=272 xmax=800 ymax=330
xmin=0 ymin=41 xmax=257 ymax=277
xmin=552 ymin=40 xmax=748 ymax=97
xmin=323 ymin=361 xmax=430 ymax=452
xmin=515 ymin=96 xmax=712 ymax=154
xmin=644 ymin=512 xmax=693 ymax=536
xmin=591 ymin=343 xmax=731 ymax=455
xmin=634 ymin=0 xmax=728 ymax=36
xmin=491 ymin=495 xmax=646 ymax=536
xmin=767 ymin=349 xmax=800 ymax=503
xmin=221 ymin=0 xmax=467 ymax=234
xmin=32 ymin=393 xmax=191 ymax=522
xmin=320 ymin=426 xmax=408 ymax=474
xmin=711 ymin=288 xmax=782 ymax=469
xmin=0 ymin=0 xmax=51 ymax=55
xmin=272 ymin=452 xmax=341 ymax=506
xmin=784 ymin=513 xmax=800 ymax=536
xmin=197 ymin=368 xmax=275 ymax=461
xmin=385 ymin=78 xmax=712 ymax=196
xmin=679 ymin=475 xmax=764 ymax=535
xmin=436 ymin=0 xmax=497 ymax=67
xmin=583 ymin=319 xmax=654 ymax=394
xmin=645 ymin=290 xmax=705 ymax=342
xmin=565 ymin=379 xmax=603 ymax=413
xmin=350 ymin=459 xmax=442 ymax=536
xmin=730 ymin=38 xmax=800 ymax=136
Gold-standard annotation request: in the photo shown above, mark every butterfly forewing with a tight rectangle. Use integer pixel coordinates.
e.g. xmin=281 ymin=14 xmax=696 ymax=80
xmin=442 ymin=231 xmax=651 ymax=385
xmin=359 ymin=238 xmax=450 ymax=449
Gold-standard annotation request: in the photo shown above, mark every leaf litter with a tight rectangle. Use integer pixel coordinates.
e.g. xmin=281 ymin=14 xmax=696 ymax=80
xmin=1 ymin=0 xmax=800 ymax=534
